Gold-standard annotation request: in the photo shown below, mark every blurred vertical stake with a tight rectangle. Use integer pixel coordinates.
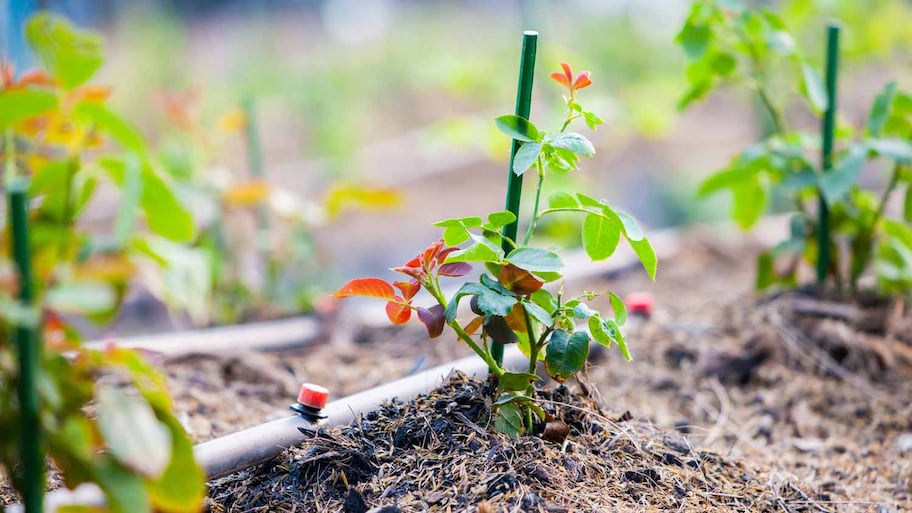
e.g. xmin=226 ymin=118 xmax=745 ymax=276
xmin=816 ymin=24 xmax=840 ymax=287
xmin=8 ymin=179 xmax=44 ymax=513
xmin=242 ymin=96 xmax=277 ymax=296
xmin=494 ymin=30 xmax=538 ymax=369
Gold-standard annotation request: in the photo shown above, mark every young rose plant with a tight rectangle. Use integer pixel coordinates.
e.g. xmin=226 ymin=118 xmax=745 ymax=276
xmin=678 ymin=0 xmax=912 ymax=297
xmin=335 ymin=63 xmax=657 ymax=436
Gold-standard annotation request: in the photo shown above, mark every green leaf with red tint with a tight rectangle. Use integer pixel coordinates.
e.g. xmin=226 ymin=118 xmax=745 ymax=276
xmin=386 ymin=298 xmax=412 ymax=324
xmin=438 ymin=262 xmax=472 ymax=277
xmin=498 ymin=264 xmax=544 ymax=294
xmin=417 ymin=305 xmax=445 ymax=338
xmin=334 ymin=278 xmax=396 ymax=300
xmin=393 ymin=280 xmax=420 ymax=301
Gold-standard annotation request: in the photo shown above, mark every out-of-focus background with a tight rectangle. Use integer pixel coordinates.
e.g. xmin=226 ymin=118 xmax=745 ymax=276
xmin=3 ymin=0 xmax=911 ymax=332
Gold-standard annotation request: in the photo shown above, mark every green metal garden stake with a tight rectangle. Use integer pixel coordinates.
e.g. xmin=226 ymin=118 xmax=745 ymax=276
xmin=493 ymin=30 xmax=538 ymax=368
xmin=8 ymin=181 xmax=43 ymax=513
xmin=816 ymin=24 xmax=840 ymax=287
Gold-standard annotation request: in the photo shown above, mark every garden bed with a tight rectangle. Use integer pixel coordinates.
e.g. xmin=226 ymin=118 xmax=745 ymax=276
xmin=2 ymin=228 xmax=909 ymax=511
xmin=188 ymin=229 xmax=909 ymax=511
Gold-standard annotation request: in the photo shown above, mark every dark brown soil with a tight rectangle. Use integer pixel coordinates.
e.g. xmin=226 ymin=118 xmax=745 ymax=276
xmin=207 ymin=372 xmax=831 ymax=512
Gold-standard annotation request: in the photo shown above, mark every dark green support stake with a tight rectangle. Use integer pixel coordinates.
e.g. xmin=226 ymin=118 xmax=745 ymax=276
xmin=817 ymin=24 xmax=840 ymax=287
xmin=493 ymin=30 xmax=538 ymax=369
xmin=8 ymin=181 xmax=43 ymax=513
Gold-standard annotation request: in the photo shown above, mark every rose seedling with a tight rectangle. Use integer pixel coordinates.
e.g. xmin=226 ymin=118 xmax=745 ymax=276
xmin=335 ymin=63 xmax=656 ymax=436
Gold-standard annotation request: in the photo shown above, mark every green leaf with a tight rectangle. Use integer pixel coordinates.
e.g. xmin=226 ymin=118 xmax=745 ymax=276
xmin=493 ymin=402 xmax=525 ymax=436
xmin=616 ymin=210 xmax=645 ymax=241
xmin=512 ymin=142 xmax=542 ymax=176
xmin=506 ymin=247 xmax=563 ymax=273
xmin=25 ymin=13 xmax=104 ymax=89
xmin=582 ymin=213 xmax=620 ymax=260
xmin=583 ymin=111 xmax=603 ymax=130
xmin=800 ymin=62 xmax=827 ymax=114
xmin=548 ymin=192 xmax=579 ymax=209
xmin=544 ymin=330 xmax=589 ymax=382
xmin=676 ymin=21 xmax=712 ymax=60
xmin=114 ymin=153 xmax=143 ymax=244
xmin=904 ymin=186 xmax=912 ymax=222
xmin=756 ymin=250 xmax=776 ymax=291
xmin=698 ymin=167 xmax=755 ymax=197
xmin=73 ymin=102 xmax=147 ymax=154
xmin=445 ymin=240 xmax=503 ymax=264
xmin=589 ymin=316 xmax=630 ymax=361
xmin=868 ymin=82 xmax=897 ymax=137
xmin=522 ymin=300 xmax=554 ymax=327
xmin=444 ymin=282 xmax=516 ymax=322
xmin=607 ymin=292 xmax=627 ymax=325
xmin=884 ymin=219 xmax=912 ymax=250
xmin=573 ymin=303 xmax=597 ymax=319
xmin=495 ymin=114 xmax=540 ymax=142
xmin=498 ymin=372 xmax=540 ymax=392
xmin=630 ymin=237 xmax=658 ymax=281
xmin=487 ymin=211 xmax=517 ymax=228
xmin=710 ymin=52 xmax=736 ymax=76
xmin=548 ymin=133 xmax=595 ymax=156
xmin=820 ymin=145 xmax=865 ymax=204
xmin=96 ymin=386 xmax=172 ymax=478
xmin=867 ymin=138 xmax=912 ymax=163
xmin=530 ymin=289 xmax=557 ymax=314
xmin=731 ymin=175 xmax=767 ymax=229
xmin=0 ymin=89 xmax=58 ymax=129
xmin=146 ymin=416 xmax=206 ymax=513
xmin=93 ymin=456 xmax=151 ymax=513
xmin=102 ymin=158 xmax=196 ymax=242
xmin=46 ymin=281 xmax=116 ymax=315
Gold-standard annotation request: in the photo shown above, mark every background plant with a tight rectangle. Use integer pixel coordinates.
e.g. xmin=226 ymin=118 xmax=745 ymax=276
xmin=0 ymin=13 xmax=204 ymax=511
xmin=678 ymin=0 xmax=912 ymax=297
xmin=155 ymin=92 xmax=402 ymax=325
xmin=334 ymin=64 xmax=656 ymax=436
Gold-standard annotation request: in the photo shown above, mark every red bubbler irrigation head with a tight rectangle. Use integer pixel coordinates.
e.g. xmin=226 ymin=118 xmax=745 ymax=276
xmin=625 ymin=292 xmax=654 ymax=320
xmin=290 ymin=383 xmax=329 ymax=423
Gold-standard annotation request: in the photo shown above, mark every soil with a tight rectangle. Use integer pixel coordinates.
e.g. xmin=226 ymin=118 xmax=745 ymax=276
xmin=2 ymin=230 xmax=911 ymax=511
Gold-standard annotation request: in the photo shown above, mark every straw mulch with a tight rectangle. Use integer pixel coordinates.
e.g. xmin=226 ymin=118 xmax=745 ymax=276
xmin=207 ymin=372 xmax=832 ymax=513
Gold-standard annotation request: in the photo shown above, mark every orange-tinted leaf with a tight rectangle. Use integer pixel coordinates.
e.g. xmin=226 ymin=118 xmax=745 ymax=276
xmin=393 ymin=280 xmax=421 ymax=301
xmin=391 ymin=265 xmax=425 ymax=281
xmin=1 ymin=61 xmax=13 ymax=88
xmin=464 ymin=316 xmax=484 ymax=335
xmin=498 ymin=264 xmax=543 ymax=294
xmin=17 ymin=69 xmax=55 ymax=88
xmin=71 ymin=85 xmax=113 ymax=103
xmin=550 ymin=72 xmax=570 ymax=88
xmin=223 ymin=180 xmax=270 ymax=207
xmin=334 ymin=278 xmax=396 ymax=300
xmin=504 ymin=304 xmax=527 ymax=333
xmin=421 ymin=240 xmax=444 ymax=268
xmin=417 ymin=305 xmax=445 ymax=338
xmin=386 ymin=298 xmax=412 ymax=324
xmin=573 ymin=72 xmax=592 ymax=90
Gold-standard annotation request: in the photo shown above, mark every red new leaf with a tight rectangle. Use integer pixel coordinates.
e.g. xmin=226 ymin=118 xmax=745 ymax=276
xmin=334 ymin=278 xmax=395 ymax=300
xmin=417 ymin=305 xmax=445 ymax=338
xmin=386 ymin=298 xmax=412 ymax=324
xmin=394 ymin=280 xmax=421 ymax=301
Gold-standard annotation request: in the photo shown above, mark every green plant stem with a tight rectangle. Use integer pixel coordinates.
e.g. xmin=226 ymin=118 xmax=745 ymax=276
xmin=426 ymin=282 xmax=504 ymax=377
xmin=523 ymin=159 xmax=546 ymax=245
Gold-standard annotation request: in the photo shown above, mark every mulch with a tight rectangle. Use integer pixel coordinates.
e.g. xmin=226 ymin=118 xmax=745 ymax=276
xmin=207 ymin=372 xmax=832 ymax=513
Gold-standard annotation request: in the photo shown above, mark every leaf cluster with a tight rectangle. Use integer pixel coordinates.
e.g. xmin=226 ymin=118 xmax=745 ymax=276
xmin=1 ymin=13 xmax=205 ymax=511
xmin=335 ymin=65 xmax=656 ymax=436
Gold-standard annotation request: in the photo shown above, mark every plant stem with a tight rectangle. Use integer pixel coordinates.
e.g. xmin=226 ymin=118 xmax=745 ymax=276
xmin=523 ymin=159 xmax=546 ymax=245
xmin=427 ymin=282 xmax=504 ymax=377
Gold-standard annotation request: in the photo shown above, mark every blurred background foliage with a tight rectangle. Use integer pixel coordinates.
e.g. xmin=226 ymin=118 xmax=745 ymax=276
xmin=2 ymin=0 xmax=911 ymax=329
